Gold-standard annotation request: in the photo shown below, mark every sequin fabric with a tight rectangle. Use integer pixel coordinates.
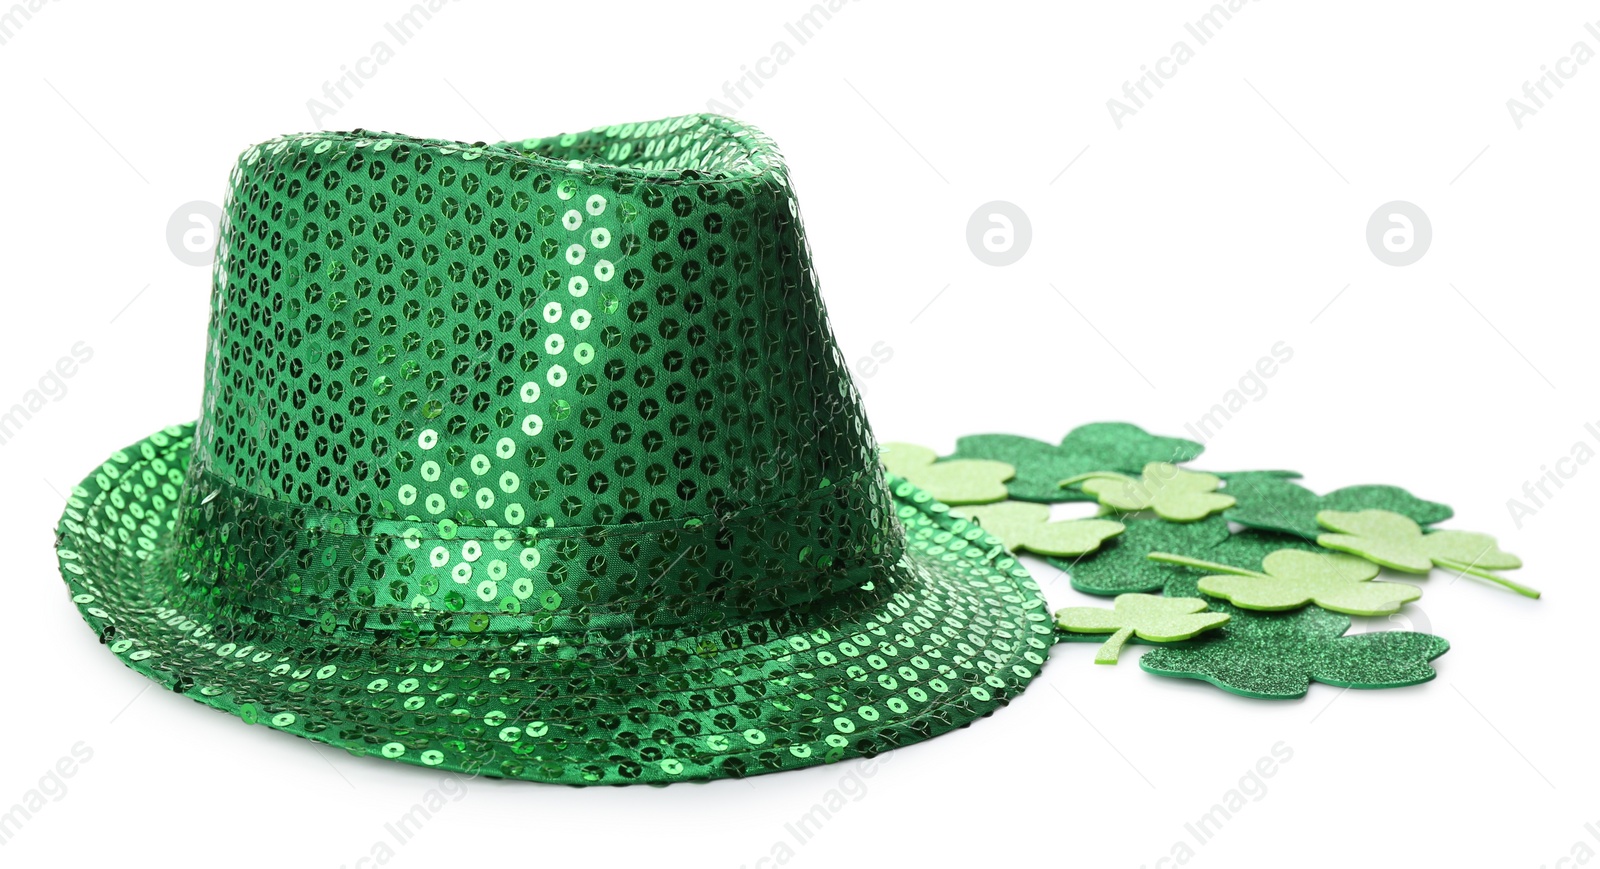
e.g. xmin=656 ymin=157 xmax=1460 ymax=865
xmin=55 ymin=114 xmax=1053 ymax=784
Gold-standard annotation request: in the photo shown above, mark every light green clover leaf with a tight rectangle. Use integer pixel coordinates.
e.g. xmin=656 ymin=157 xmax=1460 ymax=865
xmin=1061 ymin=462 xmax=1236 ymax=522
xmin=879 ymin=442 xmax=1013 ymax=505
xmin=1149 ymin=548 xmax=1422 ymax=616
xmin=1315 ymin=509 xmax=1539 ymax=599
xmin=955 ymin=501 xmax=1124 ymax=557
xmin=1054 ymin=594 xmax=1230 ymax=664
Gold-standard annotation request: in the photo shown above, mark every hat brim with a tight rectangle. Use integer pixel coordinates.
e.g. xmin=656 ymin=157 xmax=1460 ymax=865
xmin=56 ymin=423 xmax=1053 ymax=785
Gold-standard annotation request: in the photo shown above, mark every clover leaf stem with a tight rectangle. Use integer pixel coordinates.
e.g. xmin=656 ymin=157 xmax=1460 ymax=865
xmin=1058 ymin=471 xmax=1133 ymax=489
xmin=1145 ymin=552 xmax=1268 ymax=578
xmin=1433 ymin=557 xmax=1542 ymax=599
xmin=1094 ymin=626 xmax=1136 ymax=665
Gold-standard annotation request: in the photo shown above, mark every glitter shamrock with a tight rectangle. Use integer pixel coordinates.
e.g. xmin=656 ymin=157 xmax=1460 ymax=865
xmin=1315 ymin=509 xmax=1538 ymax=599
xmin=1226 ymin=477 xmax=1452 ymax=541
xmin=946 ymin=423 xmax=1205 ymax=503
xmin=1061 ymin=462 xmax=1235 ymax=522
xmin=1148 ymin=548 xmax=1422 ymax=617
xmin=878 ymin=442 xmax=1013 ymax=505
xmin=955 ymin=501 xmax=1124 ymax=557
xmin=1054 ymin=594 xmax=1230 ymax=664
xmin=1138 ymin=604 xmax=1450 ymax=699
xmin=1053 ymin=515 xmax=1231 ymax=595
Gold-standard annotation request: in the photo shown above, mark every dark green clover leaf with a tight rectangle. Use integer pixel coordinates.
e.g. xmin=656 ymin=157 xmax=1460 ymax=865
xmin=1051 ymin=515 xmax=1231 ymax=595
xmin=948 ymin=423 xmax=1204 ymax=503
xmin=1226 ymin=476 xmax=1453 ymax=541
xmin=1056 ymin=516 xmax=1323 ymax=598
xmin=1213 ymin=469 xmax=1310 ymax=491
xmin=1138 ymin=604 xmax=1450 ymax=699
xmin=1209 ymin=528 xmax=1325 ymax=572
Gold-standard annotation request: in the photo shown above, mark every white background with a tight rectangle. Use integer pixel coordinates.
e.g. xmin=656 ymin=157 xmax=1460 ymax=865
xmin=0 ymin=1 xmax=1594 ymax=866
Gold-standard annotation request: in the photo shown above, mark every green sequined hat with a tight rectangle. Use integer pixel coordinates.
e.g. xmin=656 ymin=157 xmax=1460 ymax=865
xmin=54 ymin=114 xmax=1052 ymax=785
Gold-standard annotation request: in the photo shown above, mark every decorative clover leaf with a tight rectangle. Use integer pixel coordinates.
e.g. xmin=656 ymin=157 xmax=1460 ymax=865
xmin=947 ymin=423 xmax=1205 ymax=502
xmin=1058 ymin=517 xmax=1327 ymax=597
xmin=1316 ymin=509 xmax=1539 ymax=599
xmin=1208 ymin=469 xmax=1307 ymax=490
xmin=1139 ymin=604 xmax=1451 ymax=699
xmin=1149 ymin=549 xmax=1422 ymax=616
xmin=1062 ymin=462 xmax=1236 ymax=522
xmin=878 ymin=442 xmax=1013 ymax=505
xmin=1208 ymin=529 xmax=1326 ymax=574
xmin=1055 ymin=594 xmax=1229 ymax=664
xmin=1226 ymin=477 xmax=1453 ymax=540
xmin=955 ymin=502 xmax=1123 ymax=557
xmin=1053 ymin=514 xmax=1232 ymax=595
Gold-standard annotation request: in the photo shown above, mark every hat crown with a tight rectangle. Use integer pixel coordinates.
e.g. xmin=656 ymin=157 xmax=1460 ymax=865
xmin=178 ymin=115 xmax=900 ymax=635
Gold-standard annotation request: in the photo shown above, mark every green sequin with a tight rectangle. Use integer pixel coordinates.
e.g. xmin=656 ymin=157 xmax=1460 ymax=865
xmin=54 ymin=115 xmax=1054 ymax=785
